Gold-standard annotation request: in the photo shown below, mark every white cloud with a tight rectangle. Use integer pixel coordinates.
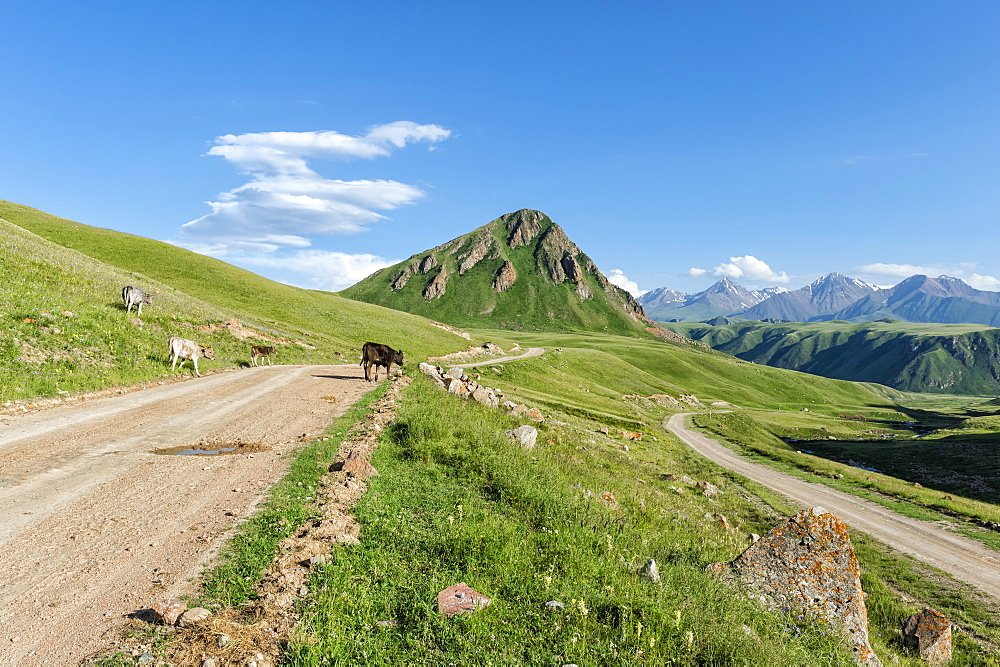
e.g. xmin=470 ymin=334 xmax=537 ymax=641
xmin=968 ymin=273 xmax=1000 ymax=291
xmin=687 ymin=267 xmax=707 ymax=277
xmin=242 ymin=250 xmax=398 ymax=292
xmin=180 ymin=122 xmax=451 ymax=251
xmin=858 ymin=262 xmax=937 ymax=278
xmin=841 ymin=155 xmax=871 ymax=166
xmin=712 ymin=255 xmax=790 ymax=283
xmin=606 ymin=269 xmax=647 ymax=297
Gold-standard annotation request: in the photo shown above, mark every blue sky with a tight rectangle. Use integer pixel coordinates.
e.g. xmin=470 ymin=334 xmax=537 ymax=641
xmin=3 ymin=1 xmax=998 ymax=295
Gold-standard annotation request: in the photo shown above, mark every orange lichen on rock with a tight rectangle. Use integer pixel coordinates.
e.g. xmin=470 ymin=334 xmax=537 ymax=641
xmin=721 ymin=507 xmax=881 ymax=665
xmin=902 ymin=608 xmax=951 ymax=664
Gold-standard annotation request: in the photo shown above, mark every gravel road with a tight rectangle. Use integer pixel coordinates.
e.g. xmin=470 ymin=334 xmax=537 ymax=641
xmin=664 ymin=412 xmax=1000 ymax=601
xmin=0 ymin=364 xmax=373 ymax=665
xmin=454 ymin=347 xmax=545 ymax=368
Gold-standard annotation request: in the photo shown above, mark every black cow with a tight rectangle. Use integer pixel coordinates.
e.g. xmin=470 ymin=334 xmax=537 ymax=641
xmin=360 ymin=342 xmax=404 ymax=382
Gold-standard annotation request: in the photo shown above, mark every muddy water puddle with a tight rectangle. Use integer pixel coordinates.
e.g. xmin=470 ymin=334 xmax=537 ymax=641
xmin=153 ymin=440 xmax=270 ymax=456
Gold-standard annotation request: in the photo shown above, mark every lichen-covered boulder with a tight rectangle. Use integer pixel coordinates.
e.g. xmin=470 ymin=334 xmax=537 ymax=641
xmin=902 ymin=608 xmax=951 ymax=664
xmin=712 ymin=507 xmax=880 ymax=665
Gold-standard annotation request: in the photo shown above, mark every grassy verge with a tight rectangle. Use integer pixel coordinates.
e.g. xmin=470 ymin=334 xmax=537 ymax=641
xmin=198 ymin=382 xmax=390 ymax=608
xmin=286 ymin=377 xmax=854 ymax=664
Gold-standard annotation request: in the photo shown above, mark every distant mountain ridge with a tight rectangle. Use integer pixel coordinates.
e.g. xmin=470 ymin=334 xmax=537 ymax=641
xmin=342 ymin=209 xmax=653 ymax=334
xmin=642 ymin=273 xmax=1000 ymax=327
xmin=639 ymin=278 xmax=787 ymax=321
xmin=740 ymin=273 xmax=879 ymax=322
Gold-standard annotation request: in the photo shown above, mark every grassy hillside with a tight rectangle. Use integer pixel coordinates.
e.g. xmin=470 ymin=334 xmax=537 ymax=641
xmin=141 ymin=328 xmax=1000 ymax=665
xmin=6 ymin=200 xmax=998 ymax=663
xmin=0 ymin=201 xmax=474 ymax=401
xmin=662 ymin=319 xmax=1000 ymax=394
xmin=342 ymin=209 xmax=651 ymax=335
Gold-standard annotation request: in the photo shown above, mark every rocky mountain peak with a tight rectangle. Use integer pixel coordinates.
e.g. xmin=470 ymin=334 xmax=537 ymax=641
xmin=503 ymin=209 xmax=547 ymax=248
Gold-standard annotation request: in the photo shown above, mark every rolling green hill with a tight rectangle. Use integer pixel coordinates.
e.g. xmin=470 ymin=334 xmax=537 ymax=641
xmin=5 ymin=200 xmax=1000 ymax=664
xmin=341 ymin=209 xmax=651 ymax=335
xmin=0 ymin=200 xmax=474 ymax=401
xmin=661 ymin=319 xmax=1000 ymax=394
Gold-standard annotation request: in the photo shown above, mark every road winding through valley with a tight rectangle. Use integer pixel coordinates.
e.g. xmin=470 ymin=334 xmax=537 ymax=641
xmin=665 ymin=412 xmax=1000 ymax=601
xmin=0 ymin=364 xmax=373 ymax=665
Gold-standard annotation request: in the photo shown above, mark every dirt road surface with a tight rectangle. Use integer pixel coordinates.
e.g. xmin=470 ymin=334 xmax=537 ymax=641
xmin=665 ymin=412 xmax=1000 ymax=601
xmin=455 ymin=347 xmax=545 ymax=368
xmin=0 ymin=364 xmax=373 ymax=665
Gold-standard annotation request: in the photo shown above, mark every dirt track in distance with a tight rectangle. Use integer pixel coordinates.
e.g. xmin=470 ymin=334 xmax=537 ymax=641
xmin=665 ymin=412 xmax=1000 ymax=601
xmin=0 ymin=364 xmax=374 ymax=665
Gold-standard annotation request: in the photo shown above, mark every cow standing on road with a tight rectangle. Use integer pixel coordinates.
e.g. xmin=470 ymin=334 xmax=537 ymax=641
xmin=122 ymin=285 xmax=154 ymax=316
xmin=250 ymin=345 xmax=276 ymax=366
xmin=168 ymin=337 xmax=215 ymax=377
xmin=360 ymin=342 xmax=404 ymax=382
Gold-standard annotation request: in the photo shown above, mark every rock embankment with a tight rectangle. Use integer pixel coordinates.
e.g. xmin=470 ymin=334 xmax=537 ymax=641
xmin=418 ymin=362 xmax=544 ymax=422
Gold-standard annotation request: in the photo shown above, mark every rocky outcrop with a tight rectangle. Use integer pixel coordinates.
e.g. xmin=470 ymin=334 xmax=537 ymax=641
xmin=576 ymin=281 xmax=593 ymax=299
xmin=418 ymin=253 xmax=438 ymax=274
xmin=534 ymin=226 xmax=580 ymax=284
xmin=504 ymin=209 xmax=546 ymax=248
xmin=493 ymin=260 xmax=517 ymax=292
xmin=456 ymin=229 xmax=499 ymax=275
xmin=709 ymin=507 xmax=880 ymax=665
xmin=423 ymin=267 xmax=449 ymax=299
xmin=902 ymin=608 xmax=951 ymax=664
xmin=390 ymin=264 xmax=414 ymax=291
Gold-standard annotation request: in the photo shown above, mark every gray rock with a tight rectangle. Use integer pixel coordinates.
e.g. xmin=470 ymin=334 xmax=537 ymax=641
xmin=505 ymin=425 xmax=538 ymax=450
xmin=544 ymin=600 xmax=565 ymax=611
xmin=177 ymin=607 xmax=213 ymax=627
xmin=640 ymin=558 xmax=660 ymax=583
xmin=472 ymin=385 xmax=499 ymax=408
xmin=446 ymin=367 xmax=467 ymax=380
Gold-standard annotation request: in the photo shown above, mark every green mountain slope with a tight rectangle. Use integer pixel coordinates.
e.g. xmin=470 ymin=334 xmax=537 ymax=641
xmin=0 ymin=200 xmax=473 ymax=401
xmin=662 ymin=319 xmax=1000 ymax=394
xmin=341 ymin=209 xmax=650 ymax=335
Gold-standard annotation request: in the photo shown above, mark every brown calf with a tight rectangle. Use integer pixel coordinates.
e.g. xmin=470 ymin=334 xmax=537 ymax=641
xmin=250 ymin=345 xmax=276 ymax=366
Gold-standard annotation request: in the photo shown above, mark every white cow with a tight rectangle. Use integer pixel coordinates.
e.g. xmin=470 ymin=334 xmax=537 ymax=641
xmin=168 ymin=337 xmax=215 ymax=377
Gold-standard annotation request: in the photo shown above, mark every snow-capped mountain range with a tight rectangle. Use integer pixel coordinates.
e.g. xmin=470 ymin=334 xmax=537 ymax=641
xmin=639 ymin=273 xmax=1000 ymax=326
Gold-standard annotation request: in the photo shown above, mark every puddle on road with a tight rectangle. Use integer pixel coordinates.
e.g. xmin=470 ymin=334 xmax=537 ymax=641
xmin=153 ymin=440 xmax=270 ymax=456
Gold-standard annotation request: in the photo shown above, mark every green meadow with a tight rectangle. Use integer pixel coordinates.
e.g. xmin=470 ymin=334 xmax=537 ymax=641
xmin=3 ymin=201 xmax=999 ymax=663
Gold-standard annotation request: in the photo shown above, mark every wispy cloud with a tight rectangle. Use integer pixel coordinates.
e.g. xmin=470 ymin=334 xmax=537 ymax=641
xmin=858 ymin=262 xmax=940 ymax=278
xmin=181 ymin=122 xmax=451 ymax=250
xmin=240 ymin=250 xmax=398 ymax=292
xmin=607 ymin=269 xmax=647 ymax=297
xmin=710 ymin=255 xmax=790 ymax=283
xmin=176 ymin=121 xmax=450 ymax=289
xmin=841 ymin=155 xmax=872 ymax=166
